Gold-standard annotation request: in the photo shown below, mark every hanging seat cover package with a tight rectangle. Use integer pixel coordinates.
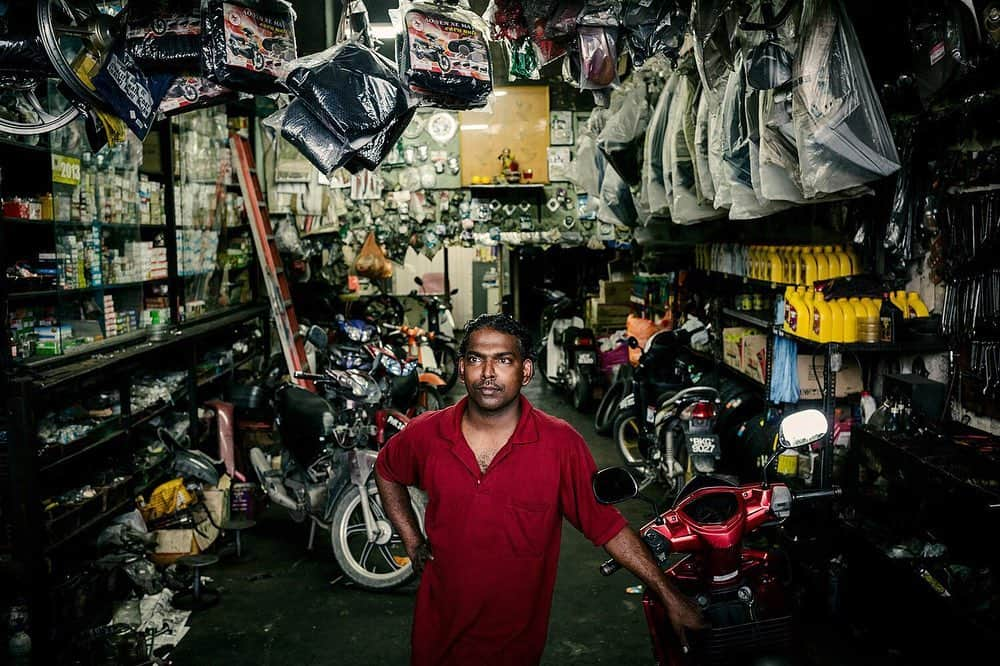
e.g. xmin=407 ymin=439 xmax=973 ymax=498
xmin=397 ymin=1 xmax=492 ymax=109
xmin=666 ymin=74 xmax=723 ymax=224
xmin=597 ymin=80 xmax=651 ymax=187
xmin=92 ymin=45 xmax=173 ymax=140
xmin=158 ymin=75 xmax=236 ymax=116
xmin=268 ymin=101 xmax=349 ymax=176
xmin=284 ymin=42 xmax=414 ymax=153
xmin=201 ymin=0 xmax=297 ymax=94
xmin=792 ymin=0 xmax=900 ymax=199
xmin=126 ymin=1 xmax=202 ymax=72
xmin=693 ymin=85 xmax=716 ymax=204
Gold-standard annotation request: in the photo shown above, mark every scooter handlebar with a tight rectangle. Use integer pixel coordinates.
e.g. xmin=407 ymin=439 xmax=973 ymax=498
xmin=293 ymin=371 xmax=327 ymax=382
xmin=600 ymin=558 xmax=622 ymax=576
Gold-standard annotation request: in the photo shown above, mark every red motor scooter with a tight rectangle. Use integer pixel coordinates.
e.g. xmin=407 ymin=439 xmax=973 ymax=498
xmin=594 ymin=409 xmax=841 ymax=666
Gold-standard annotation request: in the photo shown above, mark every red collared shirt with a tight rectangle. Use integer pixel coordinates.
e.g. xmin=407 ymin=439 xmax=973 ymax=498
xmin=376 ymin=395 xmax=627 ymax=666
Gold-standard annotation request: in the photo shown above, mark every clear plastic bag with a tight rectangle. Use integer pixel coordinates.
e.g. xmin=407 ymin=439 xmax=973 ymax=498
xmin=793 ymin=0 xmax=900 ymax=199
xmin=707 ymin=74 xmax=732 ymax=210
xmin=693 ymin=85 xmax=716 ymax=204
xmin=158 ymin=76 xmax=236 ymax=116
xmin=545 ymin=0 xmax=583 ymax=39
xmin=667 ymin=74 xmax=722 ymax=224
xmin=396 ymin=1 xmax=493 ymax=109
xmin=264 ymin=103 xmax=349 ymax=177
xmin=757 ymin=89 xmax=806 ymax=203
xmin=578 ymin=26 xmax=620 ymax=90
xmin=621 ymin=0 xmax=687 ymax=67
xmin=598 ymin=161 xmax=638 ymax=228
xmin=598 ymin=80 xmax=651 ymax=186
xmin=200 ymin=0 xmax=297 ymax=94
xmin=644 ymin=71 xmax=678 ymax=218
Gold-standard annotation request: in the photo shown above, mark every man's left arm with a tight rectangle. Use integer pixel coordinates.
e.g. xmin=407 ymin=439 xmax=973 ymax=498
xmin=603 ymin=526 xmax=707 ymax=650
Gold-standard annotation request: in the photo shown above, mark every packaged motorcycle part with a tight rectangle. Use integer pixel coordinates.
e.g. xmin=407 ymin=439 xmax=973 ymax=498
xmin=355 ymin=232 xmax=393 ymax=279
xmin=158 ymin=76 xmax=236 ymax=116
xmin=508 ymin=37 xmax=541 ymax=80
xmin=577 ymin=25 xmax=620 ymax=90
xmin=91 ymin=46 xmax=174 ymax=140
xmin=397 ymin=1 xmax=493 ymax=109
xmin=126 ymin=1 xmax=202 ymax=71
xmin=530 ymin=17 xmax=566 ymax=66
xmin=693 ymin=83 xmax=716 ymax=204
xmin=643 ymin=70 xmax=678 ymax=217
xmin=336 ymin=0 xmax=377 ymax=50
xmin=545 ymin=0 xmax=584 ymax=39
xmin=621 ymin=0 xmax=687 ymax=67
xmin=666 ymin=75 xmax=723 ymax=224
xmin=486 ymin=0 xmax=531 ymax=41
xmin=201 ymin=0 xmax=297 ymax=94
xmin=905 ymin=1 xmax=976 ymax=105
xmin=284 ymin=42 xmax=416 ymax=155
xmin=598 ymin=161 xmax=638 ymax=228
xmin=793 ymin=0 xmax=900 ymax=199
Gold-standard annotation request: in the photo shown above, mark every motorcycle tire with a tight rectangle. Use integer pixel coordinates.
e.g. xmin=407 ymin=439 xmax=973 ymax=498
xmin=537 ymin=346 xmax=556 ymax=386
xmin=409 ymin=383 xmax=443 ymax=417
xmin=432 ymin=343 xmax=459 ymax=393
xmin=570 ymin=370 xmax=593 ymax=413
xmin=613 ymin=410 xmax=645 ymax=466
xmin=594 ymin=380 xmax=624 ymax=436
xmin=330 ymin=483 xmax=426 ymax=591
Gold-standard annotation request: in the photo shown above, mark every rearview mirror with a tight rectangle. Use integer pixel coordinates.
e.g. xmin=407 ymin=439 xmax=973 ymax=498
xmin=778 ymin=409 xmax=828 ymax=449
xmin=592 ymin=467 xmax=638 ymax=505
xmin=627 ymin=336 xmax=640 ymax=349
xmin=306 ymin=325 xmax=328 ymax=350
xmin=414 ymin=276 xmax=424 ymax=286
xmin=451 ymin=288 xmax=459 ymax=295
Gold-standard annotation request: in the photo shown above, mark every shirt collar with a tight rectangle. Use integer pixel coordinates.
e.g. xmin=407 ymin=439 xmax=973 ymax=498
xmin=443 ymin=394 xmax=538 ymax=445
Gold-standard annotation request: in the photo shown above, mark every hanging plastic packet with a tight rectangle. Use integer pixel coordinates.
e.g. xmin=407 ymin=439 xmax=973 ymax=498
xmin=509 ymin=37 xmax=541 ymax=80
xmin=126 ymin=1 xmax=202 ymax=72
xmin=598 ymin=161 xmax=638 ymax=228
xmin=598 ymin=79 xmax=651 ymax=186
xmin=667 ymin=73 xmax=723 ymax=224
xmin=692 ymin=84 xmax=716 ymax=204
xmin=792 ymin=0 xmax=900 ymax=199
xmin=545 ymin=0 xmax=583 ymax=39
xmin=337 ymin=0 xmax=378 ymax=51
xmin=530 ymin=17 xmax=566 ymax=66
xmin=577 ymin=26 xmax=620 ymax=90
xmin=757 ymin=88 xmax=805 ymax=203
xmin=201 ymin=0 xmax=297 ymax=94
xmin=91 ymin=45 xmax=173 ymax=140
xmin=264 ymin=102 xmax=349 ymax=176
xmin=621 ymin=0 xmax=687 ymax=67
xmin=396 ymin=0 xmax=493 ymax=109
xmin=158 ymin=76 xmax=237 ymax=116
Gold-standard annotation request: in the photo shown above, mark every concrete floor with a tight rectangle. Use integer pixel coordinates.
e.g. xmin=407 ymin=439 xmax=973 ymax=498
xmin=169 ymin=379 xmax=880 ymax=665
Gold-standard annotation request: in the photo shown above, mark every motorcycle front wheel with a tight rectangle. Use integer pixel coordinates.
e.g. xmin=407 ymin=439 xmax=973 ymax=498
xmin=432 ymin=343 xmax=459 ymax=393
xmin=570 ymin=368 xmax=593 ymax=413
xmin=330 ymin=483 xmax=426 ymax=591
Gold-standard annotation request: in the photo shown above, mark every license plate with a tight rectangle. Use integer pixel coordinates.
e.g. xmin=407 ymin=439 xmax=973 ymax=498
xmin=576 ymin=351 xmax=596 ymax=364
xmin=689 ymin=436 xmax=718 ymax=455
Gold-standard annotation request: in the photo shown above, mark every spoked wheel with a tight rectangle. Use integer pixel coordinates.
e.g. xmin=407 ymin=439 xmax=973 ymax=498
xmin=0 ymin=70 xmax=81 ymax=136
xmin=330 ymin=483 xmax=426 ymax=591
xmin=613 ymin=411 xmax=655 ymax=490
xmin=37 ymin=0 xmax=129 ymax=112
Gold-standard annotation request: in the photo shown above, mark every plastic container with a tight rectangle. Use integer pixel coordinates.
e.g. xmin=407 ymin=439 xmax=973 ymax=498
xmin=838 ymin=298 xmax=858 ymax=343
xmin=860 ymin=391 xmax=877 ymax=424
xmin=907 ymin=292 xmax=930 ymax=317
xmin=812 ymin=292 xmax=834 ymax=343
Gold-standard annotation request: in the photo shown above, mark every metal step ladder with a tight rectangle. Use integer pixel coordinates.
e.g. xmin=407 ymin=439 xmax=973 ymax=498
xmin=230 ymin=133 xmax=311 ymax=388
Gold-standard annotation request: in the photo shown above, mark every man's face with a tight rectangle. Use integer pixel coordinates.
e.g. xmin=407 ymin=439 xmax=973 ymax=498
xmin=459 ymin=328 xmax=533 ymax=413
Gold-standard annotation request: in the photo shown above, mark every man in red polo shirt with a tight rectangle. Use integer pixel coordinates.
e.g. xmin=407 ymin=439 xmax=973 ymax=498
xmin=376 ymin=313 xmax=705 ymax=665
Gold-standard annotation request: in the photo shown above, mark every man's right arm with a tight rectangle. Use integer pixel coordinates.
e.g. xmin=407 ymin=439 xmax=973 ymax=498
xmin=375 ymin=470 xmax=432 ymax=573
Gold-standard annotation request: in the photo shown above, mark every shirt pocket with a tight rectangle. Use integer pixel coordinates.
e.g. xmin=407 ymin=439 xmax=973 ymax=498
xmin=503 ymin=498 xmax=552 ymax=559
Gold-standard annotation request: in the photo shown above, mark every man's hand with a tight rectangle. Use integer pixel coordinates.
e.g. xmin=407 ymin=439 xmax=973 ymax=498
xmin=408 ymin=540 xmax=435 ymax=575
xmin=660 ymin=588 xmax=708 ymax=653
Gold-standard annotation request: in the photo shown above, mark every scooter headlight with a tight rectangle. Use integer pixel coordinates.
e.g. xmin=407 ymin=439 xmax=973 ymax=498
xmin=381 ymin=355 xmax=403 ymax=376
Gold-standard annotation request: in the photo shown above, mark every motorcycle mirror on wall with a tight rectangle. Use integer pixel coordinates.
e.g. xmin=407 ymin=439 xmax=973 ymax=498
xmin=306 ymin=325 xmax=328 ymax=350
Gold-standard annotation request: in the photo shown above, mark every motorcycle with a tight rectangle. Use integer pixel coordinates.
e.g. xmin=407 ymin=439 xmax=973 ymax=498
xmin=612 ymin=327 xmax=704 ymax=488
xmin=380 ymin=322 xmax=447 ymax=414
xmin=410 ymin=275 xmax=460 ymax=392
xmin=594 ymin=409 xmax=841 ymax=666
xmin=536 ymin=287 xmax=604 ymax=411
xmin=249 ymin=329 xmax=425 ymax=591
xmin=651 ymin=386 xmax=722 ymax=496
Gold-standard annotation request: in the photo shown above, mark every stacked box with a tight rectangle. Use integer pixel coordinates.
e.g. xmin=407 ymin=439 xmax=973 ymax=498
xmin=723 ymin=327 xmax=752 ymax=368
xmin=104 ymin=295 xmax=117 ymax=337
xmin=34 ymin=324 xmax=72 ymax=356
xmin=599 ymin=279 xmax=634 ymax=304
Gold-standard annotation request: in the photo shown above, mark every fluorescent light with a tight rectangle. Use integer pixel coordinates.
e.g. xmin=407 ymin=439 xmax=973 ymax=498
xmin=370 ymin=23 xmax=397 ymax=40
xmin=460 ymin=124 xmax=489 ymax=131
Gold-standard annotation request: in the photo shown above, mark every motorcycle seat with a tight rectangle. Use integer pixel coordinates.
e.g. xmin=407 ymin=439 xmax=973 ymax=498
xmin=560 ymin=326 xmax=594 ymax=346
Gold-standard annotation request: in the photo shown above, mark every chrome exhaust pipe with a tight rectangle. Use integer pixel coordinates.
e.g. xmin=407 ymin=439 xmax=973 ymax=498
xmin=250 ymin=447 xmax=301 ymax=512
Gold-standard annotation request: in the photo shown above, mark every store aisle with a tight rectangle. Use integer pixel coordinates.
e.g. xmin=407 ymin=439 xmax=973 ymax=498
xmin=169 ymin=379 xmax=878 ymax=665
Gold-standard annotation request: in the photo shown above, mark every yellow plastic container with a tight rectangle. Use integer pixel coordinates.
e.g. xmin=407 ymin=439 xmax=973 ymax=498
xmin=799 ymin=287 xmax=815 ymax=340
xmin=767 ymin=247 xmax=783 ymax=283
xmin=907 ymin=292 xmax=930 ymax=317
xmin=812 ymin=292 xmax=834 ymax=343
xmin=838 ymin=298 xmax=858 ymax=343
xmin=784 ymin=287 xmax=808 ymax=336
xmin=813 ymin=246 xmax=831 ymax=282
xmin=800 ymin=249 xmax=818 ymax=288
xmin=834 ymin=246 xmax=853 ymax=277
xmin=823 ymin=292 xmax=844 ymax=342
xmin=891 ymin=290 xmax=909 ymax=318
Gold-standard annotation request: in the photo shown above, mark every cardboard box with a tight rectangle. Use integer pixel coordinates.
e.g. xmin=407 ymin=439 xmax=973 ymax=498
xmin=742 ymin=334 xmax=768 ymax=383
xmin=599 ymin=279 xmax=633 ymax=304
xmin=798 ymin=355 xmax=863 ymax=400
xmin=723 ymin=327 xmax=752 ymax=369
xmin=588 ymin=299 xmax=631 ymax=329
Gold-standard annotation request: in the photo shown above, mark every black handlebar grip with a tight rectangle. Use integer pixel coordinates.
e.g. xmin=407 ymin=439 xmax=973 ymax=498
xmin=600 ymin=558 xmax=622 ymax=576
xmin=293 ymin=371 xmax=326 ymax=381
xmin=794 ymin=487 xmax=843 ymax=501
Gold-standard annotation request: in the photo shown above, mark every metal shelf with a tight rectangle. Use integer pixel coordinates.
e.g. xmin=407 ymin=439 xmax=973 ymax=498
xmin=8 ymin=278 xmax=168 ymax=300
xmin=38 ymin=420 xmax=125 ymax=474
xmin=721 ymin=307 xmax=775 ymax=330
xmin=774 ymin=328 xmax=949 ymax=353
xmin=693 ymin=269 xmax=790 ymax=292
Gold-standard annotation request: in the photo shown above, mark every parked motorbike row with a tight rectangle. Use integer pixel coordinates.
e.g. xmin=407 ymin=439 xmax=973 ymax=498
xmin=536 ymin=287 xmax=606 ymax=412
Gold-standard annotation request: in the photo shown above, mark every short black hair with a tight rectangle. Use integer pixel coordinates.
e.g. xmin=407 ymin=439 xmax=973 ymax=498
xmin=459 ymin=313 xmax=535 ymax=361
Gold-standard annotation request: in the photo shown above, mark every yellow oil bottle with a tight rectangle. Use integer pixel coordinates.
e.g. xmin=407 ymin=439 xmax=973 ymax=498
xmin=849 ymin=297 xmax=869 ymax=341
xmin=812 ymin=246 xmax=831 ymax=281
xmin=785 ymin=287 xmax=807 ymax=336
xmin=800 ymin=248 xmax=819 ymax=288
xmin=823 ymin=292 xmax=844 ymax=341
xmin=834 ymin=246 xmax=853 ymax=277
xmin=784 ymin=246 xmax=799 ymax=284
xmin=861 ymin=297 xmax=881 ymax=343
xmin=838 ymin=298 xmax=858 ymax=343
xmin=767 ymin=246 xmax=784 ymax=283
xmin=845 ymin=246 xmax=860 ymax=275
xmin=891 ymin=290 xmax=909 ymax=318
xmin=812 ymin=291 xmax=834 ymax=343
xmin=823 ymin=246 xmax=840 ymax=279
xmin=907 ymin=291 xmax=930 ymax=317
xmin=799 ymin=287 xmax=816 ymax=340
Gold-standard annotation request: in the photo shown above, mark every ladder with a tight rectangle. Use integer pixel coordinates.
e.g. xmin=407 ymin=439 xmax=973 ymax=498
xmin=230 ymin=133 xmax=311 ymax=388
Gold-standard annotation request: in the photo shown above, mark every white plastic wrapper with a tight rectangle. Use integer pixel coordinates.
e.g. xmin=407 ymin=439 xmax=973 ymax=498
xmin=598 ymin=162 xmax=637 ymax=228
xmin=758 ymin=89 xmax=806 ymax=203
xmin=707 ymin=77 xmax=732 ymax=211
xmin=693 ymin=86 xmax=716 ymax=204
xmin=643 ymin=72 xmax=678 ymax=218
xmin=666 ymin=74 xmax=722 ymax=224
xmin=792 ymin=0 xmax=900 ymax=198
xmin=597 ymin=81 xmax=651 ymax=186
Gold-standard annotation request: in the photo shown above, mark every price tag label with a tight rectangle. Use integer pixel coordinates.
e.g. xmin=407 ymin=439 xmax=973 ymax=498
xmin=52 ymin=154 xmax=82 ymax=186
